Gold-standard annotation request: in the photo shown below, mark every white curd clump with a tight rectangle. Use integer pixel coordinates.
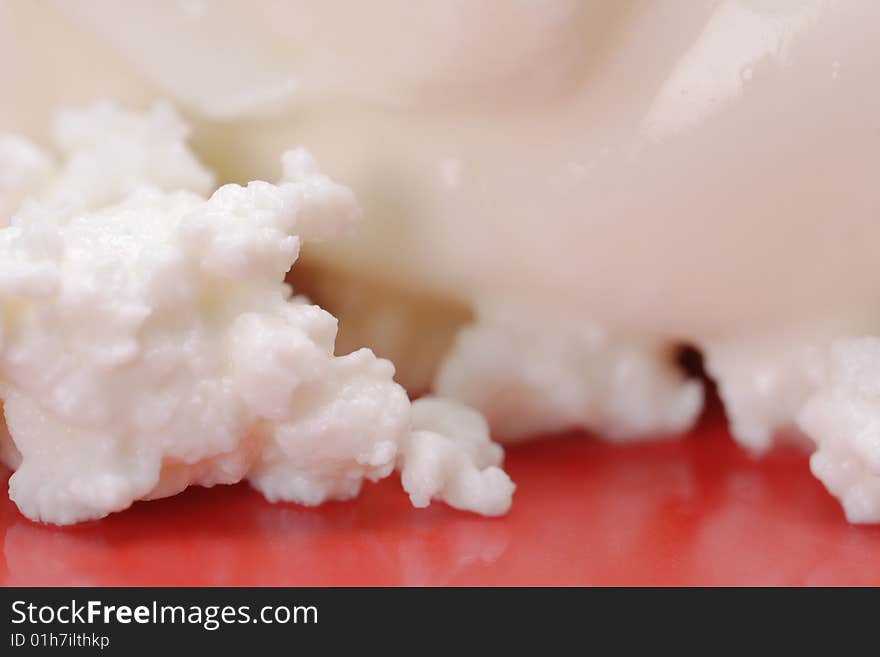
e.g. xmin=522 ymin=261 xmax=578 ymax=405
xmin=798 ymin=339 xmax=880 ymax=523
xmin=701 ymin=328 xmax=880 ymax=524
xmin=435 ymin=303 xmax=702 ymax=443
xmin=0 ymin=102 xmax=514 ymax=525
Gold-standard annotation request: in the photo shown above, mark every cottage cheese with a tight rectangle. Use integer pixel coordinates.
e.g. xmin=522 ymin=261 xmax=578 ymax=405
xmin=435 ymin=303 xmax=702 ymax=443
xmin=4 ymin=1 xmax=880 ymax=523
xmin=0 ymin=102 xmax=513 ymax=524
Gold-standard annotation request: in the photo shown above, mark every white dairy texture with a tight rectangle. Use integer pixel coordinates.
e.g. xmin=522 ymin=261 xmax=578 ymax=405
xmin=0 ymin=102 xmax=514 ymax=525
xmin=3 ymin=1 xmax=880 ymax=522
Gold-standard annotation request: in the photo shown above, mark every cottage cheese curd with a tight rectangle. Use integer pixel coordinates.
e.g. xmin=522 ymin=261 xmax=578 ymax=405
xmin=0 ymin=102 xmax=514 ymax=524
xmin=3 ymin=0 xmax=880 ymax=523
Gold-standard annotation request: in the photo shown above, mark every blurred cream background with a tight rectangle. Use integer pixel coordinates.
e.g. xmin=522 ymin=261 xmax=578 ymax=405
xmin=3 ymin=0 xmax=878 ymax=338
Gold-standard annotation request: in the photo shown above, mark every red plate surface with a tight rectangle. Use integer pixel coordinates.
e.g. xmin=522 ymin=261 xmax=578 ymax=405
xmin=3 ymin=401 xmax=880 ymax=586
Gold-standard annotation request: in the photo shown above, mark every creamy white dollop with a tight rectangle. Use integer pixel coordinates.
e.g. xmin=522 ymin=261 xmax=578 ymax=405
xmin=0 ymin=102 xmax=513 ymax=525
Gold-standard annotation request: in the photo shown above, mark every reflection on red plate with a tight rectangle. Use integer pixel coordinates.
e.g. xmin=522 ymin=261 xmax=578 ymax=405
xmin=2 ymin=403 xmax=880 ymax=586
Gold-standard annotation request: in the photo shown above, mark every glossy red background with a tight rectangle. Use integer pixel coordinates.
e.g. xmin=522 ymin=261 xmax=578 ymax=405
xmin=3 ymin=401 xmax=880 ymax=586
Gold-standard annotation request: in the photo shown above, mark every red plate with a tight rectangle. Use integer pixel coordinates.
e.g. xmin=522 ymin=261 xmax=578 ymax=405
xmin=3 ymin=401 xmax=880 ymax=586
